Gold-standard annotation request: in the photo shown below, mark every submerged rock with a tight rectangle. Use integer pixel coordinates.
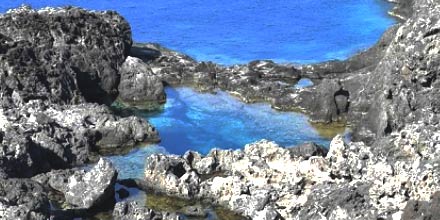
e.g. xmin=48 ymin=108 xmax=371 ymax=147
xmin=113 ymin=201 xmax=182 ymax=220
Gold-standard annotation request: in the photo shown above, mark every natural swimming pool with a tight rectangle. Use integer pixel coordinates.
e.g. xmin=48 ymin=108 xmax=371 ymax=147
xmin=109 ymin=87 xmax=338 ymax=179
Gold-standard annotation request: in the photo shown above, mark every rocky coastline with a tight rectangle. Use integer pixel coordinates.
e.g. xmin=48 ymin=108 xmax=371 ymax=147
xmin=0 ymin=0 xmax=439 ymax=219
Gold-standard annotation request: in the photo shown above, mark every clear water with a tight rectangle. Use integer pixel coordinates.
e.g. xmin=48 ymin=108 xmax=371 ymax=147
xmin=1 ymin=0 xmax=394 ymax=65
xmin=295 ymin=78 xmax=314 ymax=89
xmin=109 ymin=87 xmax=333 ymax=179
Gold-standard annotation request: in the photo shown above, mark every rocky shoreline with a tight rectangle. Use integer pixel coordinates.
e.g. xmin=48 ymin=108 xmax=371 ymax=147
xmin=0 ymin=0 xmax=439 ymax=219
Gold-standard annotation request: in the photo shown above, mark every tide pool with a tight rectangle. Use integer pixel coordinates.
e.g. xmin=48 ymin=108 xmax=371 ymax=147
xmin=0 ymin=0 xmax=394 ymax=64
xmin=109 ymin=87 xmax=335 ymax=179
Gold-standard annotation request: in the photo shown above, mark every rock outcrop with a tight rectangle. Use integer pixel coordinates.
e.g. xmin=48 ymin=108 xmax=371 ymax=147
xmin=144 ymin=140 xmax=332 ymax=219
xmin=0 ymin=6 xmax=158 ymax=178
xmin=143 ymin=133 xmax=440 ymax=219
xmin=0 ymin=5 xmax=159 ymax=219
xmin=129 ymin=43 xmax=301 ymax=104
xmin=0 ymin=5 xmax=131 ymax=105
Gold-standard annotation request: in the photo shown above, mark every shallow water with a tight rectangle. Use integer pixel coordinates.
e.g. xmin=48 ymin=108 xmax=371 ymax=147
xmin=109 ymin=87 xmax=335 ymax=179
xmin=1 ymin=0 xmax=394 ymax=64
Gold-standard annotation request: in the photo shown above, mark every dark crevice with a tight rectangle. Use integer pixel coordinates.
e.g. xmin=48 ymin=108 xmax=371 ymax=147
xmin=73 ymin=67 xmax=110 ymax=104
xmin=423 ymin=28 xmax=440 ymax=38
xmin=334 ymin=88 xmax=350 ymax=115
xmin=384 ymin=122 xmax=393 ymax=135
xmin=421 ymin=74 xmax=436 ymax=87
xmin=386 ymin=89 xmax=393 ymax=99
xmin=170 ymin=162 xmax=186 ymax=178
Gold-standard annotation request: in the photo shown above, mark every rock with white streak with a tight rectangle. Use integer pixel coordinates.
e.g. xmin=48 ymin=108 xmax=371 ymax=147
xmin=65 ymin=158 xmax=117 ymax=209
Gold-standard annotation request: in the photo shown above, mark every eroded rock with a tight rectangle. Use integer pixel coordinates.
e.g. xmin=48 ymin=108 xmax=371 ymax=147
xmin=64 ymin=158 xmax=117 ymax=209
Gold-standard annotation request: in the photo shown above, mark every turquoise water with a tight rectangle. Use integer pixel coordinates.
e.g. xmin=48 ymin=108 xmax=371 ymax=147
xmin=110 ymin=87 xmax=333 ymax=179
xmin=1 ymin=0 xmax=394 ymax=64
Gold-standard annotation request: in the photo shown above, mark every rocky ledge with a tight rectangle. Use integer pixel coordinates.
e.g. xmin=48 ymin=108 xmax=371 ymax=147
xmin=143 ymin=135 xmax=439 ymax=219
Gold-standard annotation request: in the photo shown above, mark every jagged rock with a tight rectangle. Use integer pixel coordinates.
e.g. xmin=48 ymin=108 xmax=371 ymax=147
xmin=252 ymin=207 xmax=281 ymax=220
xmin=0 ymin=6 xmax=131 ymax=105
xmin=0 ymin=127 xmax=44 ymax=178
xmin=179 ymin=205 xmax=207 ymax=217
xmin=32 ymin=168 xmax=77 ymax=193
xmin=45 ymin=103 xmax=160 ymax=152
xmin=0 ymin=178 xmax=50 ymax=220
xmin=144 ymin=140 xmax=332 ymax=219
xmin=64 ymin=158 xmax=117 ymax=209
xmin=288 ymin=142 xmax=328 ymax=159
xmin=118 ymin=56 xmax=166 ymax=109
xmin=144 ymin=154 xmax=200 ymax=198
xmin=0 ymin=100 xmax=158 ymax=178
xmin=402 ymin=191 xmax=440 ymax=220
xmin=296 ymin=182 xmax=376 ymax=220
xmin=113 ymin=201 xmax=182 ymax=220
xmin=193 ymin=156 xmax=216 ymax=175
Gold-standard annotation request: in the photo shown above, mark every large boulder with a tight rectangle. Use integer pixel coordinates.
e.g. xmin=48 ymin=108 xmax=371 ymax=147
xmin=118 ymin=56 xmax=166 ymax=109
xmin=64 ymin=158 xmax=118 ymax=209
xmin=0 ymin=5 xmax=132 ymax=105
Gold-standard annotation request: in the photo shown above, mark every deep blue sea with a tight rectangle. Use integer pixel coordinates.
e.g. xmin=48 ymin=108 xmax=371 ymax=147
xmin=1 ymin=0 xmax=394 ymax=64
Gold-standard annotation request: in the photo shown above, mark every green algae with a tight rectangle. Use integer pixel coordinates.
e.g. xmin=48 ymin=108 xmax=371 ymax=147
xmin=213 ymin=207 xmax=246 ymax=220
xmin=310 ymin=121 xmax=348 ymax=140
xmin=145 ymin=192 xmax=196 ymax=213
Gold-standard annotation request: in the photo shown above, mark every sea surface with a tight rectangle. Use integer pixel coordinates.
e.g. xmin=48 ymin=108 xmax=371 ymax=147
xmin=1 ymin=0 xmax=394 ymax=64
